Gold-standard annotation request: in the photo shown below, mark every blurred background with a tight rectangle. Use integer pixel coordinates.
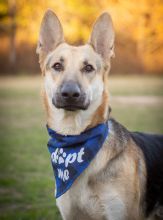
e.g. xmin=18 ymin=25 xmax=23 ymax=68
xmin=0 ymin=0 xmax=163 ymax=74
xmin=0 ymin=0 xmax=163 ymax=220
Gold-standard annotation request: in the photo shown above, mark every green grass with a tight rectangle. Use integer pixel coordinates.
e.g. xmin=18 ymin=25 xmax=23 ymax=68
xmin=112 ymin=104 xmax=163 ymax=133
xmin=109 ymin=75 xmax=163 ymax=96
xmin=0 ymin=75 xmax=163 ymax=220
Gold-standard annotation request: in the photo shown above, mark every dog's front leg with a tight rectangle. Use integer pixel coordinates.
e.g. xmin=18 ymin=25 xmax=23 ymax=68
xmin=56 ymin=196 xmax=72 ymax=220
xmin=56 ymin=195 xmax=99 ymax=220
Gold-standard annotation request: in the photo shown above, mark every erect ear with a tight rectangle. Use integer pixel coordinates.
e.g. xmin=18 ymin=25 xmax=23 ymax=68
xmin=89 ymin=12 xmax=115 ymax=62
xmin=36 ymin=9 xmax=64 ymax=55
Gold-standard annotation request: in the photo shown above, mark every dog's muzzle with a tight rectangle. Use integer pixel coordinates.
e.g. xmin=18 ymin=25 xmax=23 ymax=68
xmin=52 ymin=80 xmax=90 ymax=111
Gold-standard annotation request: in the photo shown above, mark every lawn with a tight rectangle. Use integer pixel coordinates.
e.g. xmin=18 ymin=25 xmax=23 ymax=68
xmin=0 ymin=75 xmax=163 ymax=220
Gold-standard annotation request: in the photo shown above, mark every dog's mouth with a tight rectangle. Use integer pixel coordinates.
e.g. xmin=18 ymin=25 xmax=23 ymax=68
xmin=59 ymin=105 xmax=88 ymax=111
xmin=52 ymin=98 xmax=90 ymax=111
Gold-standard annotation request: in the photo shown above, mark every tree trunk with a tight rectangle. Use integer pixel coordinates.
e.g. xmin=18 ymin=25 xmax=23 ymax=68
xmin=8 ymin=0 xmax=16 ymax=72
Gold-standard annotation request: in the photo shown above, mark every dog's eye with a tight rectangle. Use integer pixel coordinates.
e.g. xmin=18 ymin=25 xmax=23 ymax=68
xmin=83 ymin=64 xmax=94 ymax=73
xmin=52 ymin=63 xmax=63 ymax=71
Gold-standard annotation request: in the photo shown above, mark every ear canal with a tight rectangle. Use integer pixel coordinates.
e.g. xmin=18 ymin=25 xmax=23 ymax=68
xmin=89 ymin=12 xmax=115 ymax=61
xmin=37 ymin=9 xmax=64 ymax=55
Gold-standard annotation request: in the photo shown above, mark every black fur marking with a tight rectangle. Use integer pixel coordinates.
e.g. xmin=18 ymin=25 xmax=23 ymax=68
xmin=130 ymin=132 xmax=163 ymax=217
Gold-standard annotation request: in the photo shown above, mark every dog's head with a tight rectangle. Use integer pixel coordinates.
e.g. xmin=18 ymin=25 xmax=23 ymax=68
xmin=37 ymin=10 xmax=114 ymax=134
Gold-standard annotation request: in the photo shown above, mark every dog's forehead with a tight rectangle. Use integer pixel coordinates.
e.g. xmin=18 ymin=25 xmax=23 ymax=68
xmin=51 ymin=43 xmax=101 ymax=62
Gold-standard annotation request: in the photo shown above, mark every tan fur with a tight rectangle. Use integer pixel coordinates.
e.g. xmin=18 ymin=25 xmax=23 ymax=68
xmin=37 ymin=10 xmax=113 ymax=135
xmin=89 ymin=66 xmax=110 ymax=128
xmin=37 ymin=9 xmax=157 ymax=220
xmin=41 ymin=42 xmax=107 ymax=135
xmin=89 ymin=90 xmax=109 ymax=128
xmin=56 ymin=127 xmax=146 ymax=220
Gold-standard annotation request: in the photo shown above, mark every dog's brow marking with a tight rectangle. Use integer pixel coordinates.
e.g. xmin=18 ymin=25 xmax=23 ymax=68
xmin=82 ymin=60 xmax=93 ymax=67
xmin=46 ymin=55 xmax=64 ymax=71
xmin=60 ymin=57 xmax=64 ymax=63
xmin=83 ymin=60 xmax=89 ymax=66
xmin=83 ymin=59 xmax=101 ymax=72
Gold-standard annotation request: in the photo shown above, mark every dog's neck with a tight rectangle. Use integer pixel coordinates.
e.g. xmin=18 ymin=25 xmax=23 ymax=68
xmin=44 ymin=90 xmax=109 ymax=135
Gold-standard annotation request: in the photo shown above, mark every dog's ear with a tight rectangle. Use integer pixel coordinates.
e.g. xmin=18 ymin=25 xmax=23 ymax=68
xmin=36 ymin=9 xmax=64 ymax=55
xmin=89 ymin=12 xmax=115 ymax=61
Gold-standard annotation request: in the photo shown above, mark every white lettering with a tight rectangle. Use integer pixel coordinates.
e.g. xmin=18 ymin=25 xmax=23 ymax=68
xmin=53 ymin=147 xmax=85 ymax=168
xmin=57 ymin=168 xmax=69 ymax=182
xmin=77 ymin=147 xmax=85 ymax=163
xmin=64 ymin=169 xmax=69 ymax=180
xmin=58 ymin=168 xmax=64 ymax=180
xmin=65 ymin=153 xmax=77 ymax=167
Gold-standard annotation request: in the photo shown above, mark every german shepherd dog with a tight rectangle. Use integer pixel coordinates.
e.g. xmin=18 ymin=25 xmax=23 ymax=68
xmin=37 ymin=9 xmax=163 ymax=220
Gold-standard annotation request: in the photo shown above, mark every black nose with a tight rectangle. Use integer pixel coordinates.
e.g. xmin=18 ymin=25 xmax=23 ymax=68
xmin=61 ymin=81 xmax=81 ymax=100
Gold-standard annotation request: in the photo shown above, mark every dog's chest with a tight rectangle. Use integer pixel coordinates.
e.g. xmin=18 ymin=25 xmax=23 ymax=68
xmin=57 ymin=174 xmax=105 ymax=220
xmin=56 ymin=149 xmax=108 ymax=220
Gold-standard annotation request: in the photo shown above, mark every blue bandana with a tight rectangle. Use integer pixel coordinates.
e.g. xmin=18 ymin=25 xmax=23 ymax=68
xmin=47 ymin=122 xmax=109 ymax=198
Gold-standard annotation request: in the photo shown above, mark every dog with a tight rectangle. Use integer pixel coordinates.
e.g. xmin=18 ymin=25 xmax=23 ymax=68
xmin=37 ymin=9 xmax=163 ymax=220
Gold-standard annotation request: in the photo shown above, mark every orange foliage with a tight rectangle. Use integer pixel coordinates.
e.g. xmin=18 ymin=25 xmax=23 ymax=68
xmin=0 ymin=0 xmax=163 ymax=73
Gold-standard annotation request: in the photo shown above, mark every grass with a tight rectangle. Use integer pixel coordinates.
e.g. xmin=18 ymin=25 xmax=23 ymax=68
xmin=0 ymin=75 xmax=163 ymax=220
xmin=109 ymin=75 xmax=163 ymax=96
